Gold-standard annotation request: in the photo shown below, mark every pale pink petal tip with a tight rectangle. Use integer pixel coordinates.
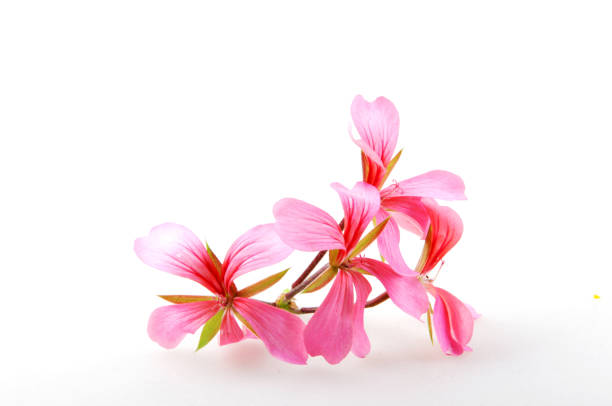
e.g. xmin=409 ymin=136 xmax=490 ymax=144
xmin=396 ymin=170 xmax=467 ymax=200
xmin=350 ymin=95 xmax=399 ymax=166
xmin=465 ymin=303 xmax=482 ymax=320
xmin=223 ymin=223 xmax=293 ymax=286
xmin=134 ymin=223 xmax=222 ymax=293
xmin=147 ymin=301 xmax=221 ymax=349
xmin=273 ymin=198 xmax=345 ymax=252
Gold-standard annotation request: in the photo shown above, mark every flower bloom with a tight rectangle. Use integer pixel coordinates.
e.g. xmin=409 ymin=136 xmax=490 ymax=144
xmin=274 ymin=181 xmax=428 ymax=364
xmin=417 ymin=198 xmax=476 ymax=356
xmin=134 ymin=223 xmax=308 ymax=364
xmin=350 ymin=94 xmax=466 ymax=276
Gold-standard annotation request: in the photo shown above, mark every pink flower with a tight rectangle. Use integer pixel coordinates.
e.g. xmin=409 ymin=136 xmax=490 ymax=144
xmin=415 ymin=199 xmax=476 ymax=356
xmin=274 ymin=181 xmax=429 ymax=364
xmin=350 ymin=95 xmax=466 ymax=275
xmin=134 ymin=223 xmax=308 ymax=364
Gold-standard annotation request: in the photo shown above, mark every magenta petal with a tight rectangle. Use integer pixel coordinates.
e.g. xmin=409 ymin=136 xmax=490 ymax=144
xmin=421 ymin=199 xmax=464 ymax=273
xmin=350 ymin=129 xmax=385 ymax=168
xmin=351 ymin=95 xmax=399 ymax=166
xmin=394 ymin=170 xmax=466 ymax=200
xmin=147 ymin=301 xmax=221 ymax=349
xmin=134 ymin=223 xmax=223 ymax=294
xmin=351 ymin=258 xmax=428 ymax=319
xmin=273 ymin=198 xmax=345 ymax=252
xmin=233 ymin=297 xmax=308 ymax=365
xmin=375 ymin=210 xmax=413 ymax=275
xmin=331 ymin=182 xmax=380 ymax=253
xmin=303 ymin=270 xmax=354 ymax=364
xmin=219 ymin=309 xmax=245 ymax=346
xmin=428 ymin=286 xmax=474 ymax=356
xmin=349 ymin=271 xmax=372 ymax=358
xmin=242 ymin=326 xmax=258 ymax=339
xmin=223 ymin=223 xmax=293 ymax=286
xmin=381 ymin=196 xmax=430 ymax=238
xmin=465 ymin=303 xmax=482 ymax=320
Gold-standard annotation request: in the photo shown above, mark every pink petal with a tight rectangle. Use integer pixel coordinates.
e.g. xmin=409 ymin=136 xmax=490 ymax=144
xmin=381 ymin=196 xmax=430 ymax=238
xmin=303 ymin=270 xmax=354 ymax=364
xmin=147 ymin=301 xmax=221 ymax=349
xmin=223 ymin=223 xmax=293 ymax=286
xmin=331 ymin=182 xmax=380 ymax=254
xmin=350 ymin=95 xmax=399 ymax=167
xmin=273 ymin=198 xmax=345 ymax=252
xmin=390 ymin=170 xmax=466 ymax=200
xmin=350 ymin=128 xmax=385 ymax=168
xmin=428 ymin=285 xmax=474 ymax=356
xmin=351 ymin=258 xmax=428 ymax=319
xmin=465 ymin=303 xmax=482 ymax=320
xmin=375 ymin=210 xmax=413 ymax=275
xmin=421 ymin=199 xmax=464 ymax=273
xmin=134 ymin=223 xmax=223 ymax=294
xmin=242 ymin=326 xmax=258 ymax=339
xmin=349 ymin=271 xmax=372 ymax=358
xmin=233 ymin=297 xmax=308 ymax=365
xmin=219 ymin=309 xmax=245 ymax=346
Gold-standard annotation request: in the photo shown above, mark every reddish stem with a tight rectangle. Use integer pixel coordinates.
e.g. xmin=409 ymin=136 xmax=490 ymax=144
xmin=291 ymin=250 xmax=326 ymax=288
xmin=283 ymin=263 xmax=330 ymax=302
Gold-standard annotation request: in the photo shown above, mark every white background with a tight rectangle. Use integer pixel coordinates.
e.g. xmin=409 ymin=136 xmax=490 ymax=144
xmin=2 ymin=1 xmax=611 ymax=405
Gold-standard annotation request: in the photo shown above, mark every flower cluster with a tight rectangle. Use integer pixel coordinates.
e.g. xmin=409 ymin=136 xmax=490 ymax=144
xmin=134 ymin=95 xmax=477 ymax=365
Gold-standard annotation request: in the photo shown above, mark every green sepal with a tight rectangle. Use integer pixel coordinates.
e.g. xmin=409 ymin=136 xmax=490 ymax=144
xmin=205 ymin=242 xmax=223 ymax=275
xmin=328 ymin=249 xmax=340 ymax=267
xmin=426 ymin=304 xmax=434 ymax=345
xmin=348 ymin=217 xmax=390 ymax=259
xmin=237 ymin=268 xmax=289 ymax=298
xmin=415 ymin=226 xmax=433 ymax=273
xmin=303 ymin=267 xmax=337 ymax=293
xmin=379 ymin=148 xmax=403 ymax=186
xmin=159 ymin=295 xmax=216 ymax=304
xmin=196 ymin=308 xmax=224 ymax=351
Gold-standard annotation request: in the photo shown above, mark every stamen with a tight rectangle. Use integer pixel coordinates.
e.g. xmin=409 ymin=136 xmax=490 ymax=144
xmin=429 ymin=260 xmax=445 ymax=282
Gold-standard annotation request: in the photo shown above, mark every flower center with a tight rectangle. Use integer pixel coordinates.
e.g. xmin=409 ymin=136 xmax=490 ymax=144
xmin=217 ymin=295 xmax=233 ymax=307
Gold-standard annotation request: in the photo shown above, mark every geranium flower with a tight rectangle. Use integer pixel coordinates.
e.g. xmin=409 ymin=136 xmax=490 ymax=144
xmin=134 ymin=223 xmax=308 ymax=364
xmin=350 ymin=94 xmax=466 ymax=275
xmin=273 ymin=181 xmax=429 ymax=364
xmin=416 ymin=198 xmax=476 ymax=356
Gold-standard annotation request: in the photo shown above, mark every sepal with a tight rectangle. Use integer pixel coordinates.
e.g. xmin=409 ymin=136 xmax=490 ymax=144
xmin=196 ymin=307 xmax=224 ymax=350
xmin=159 ymin=295 xmax=216 ymax=304
xmin=348 ymin=217 xmax=390 ymax=259
xmin=237 ymin=268 xmax=290 ymax=298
